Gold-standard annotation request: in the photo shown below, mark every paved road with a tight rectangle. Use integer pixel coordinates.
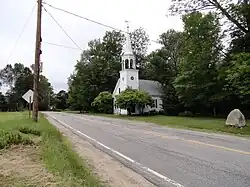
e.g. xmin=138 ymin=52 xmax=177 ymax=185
xmin=46 ymin=112 xmax=250 ymax=187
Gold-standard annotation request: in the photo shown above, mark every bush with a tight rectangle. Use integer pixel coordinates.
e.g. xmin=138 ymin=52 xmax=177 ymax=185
xmin=0 ymin=131 xmax=34 ymax=149
xmin=142 ymin=112 xmax=149 ymax=116
xmin=149 ymin=109 xmax=158 ymax=116
xmin=159 ymin=110 xmax=165 ymax=115
xmin=178 ymin=111 xmax=193 ymax=117
xmin=91 ymin=91 xmax=113 ymax=114
xmin=19 ymin=127 xmax=41 ymax=136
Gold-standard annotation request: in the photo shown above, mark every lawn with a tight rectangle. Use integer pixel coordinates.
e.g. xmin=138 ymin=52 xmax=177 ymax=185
xmin=0 ymin=112 xmax=103 ymax=187
xmin=85 ymin=113 xmax=250 ymax=136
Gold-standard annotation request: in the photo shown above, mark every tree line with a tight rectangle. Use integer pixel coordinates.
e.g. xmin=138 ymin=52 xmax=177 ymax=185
xmin=2 ymin=0 xmax=249 ymax=118
xmin=68 ymin=0 xmax=250 ymax=117
xmin=0 ymin=63 xmax=70 ymax=112
xmin=0 ymin=63 xmax=54 ymax=111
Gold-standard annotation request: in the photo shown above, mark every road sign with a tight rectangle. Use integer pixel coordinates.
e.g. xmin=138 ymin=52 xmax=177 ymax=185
xmin=22 ymin=89 xmax=34 ymax=103
xmin=22 ymin=89 xmax=34 ymax=119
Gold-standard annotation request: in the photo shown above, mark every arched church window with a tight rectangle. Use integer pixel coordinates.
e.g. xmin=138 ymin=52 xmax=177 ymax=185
xmin=130 ymin=59 xmax=133 ymax=69
xmin=125 ymin=59 xmax=129 ymax=69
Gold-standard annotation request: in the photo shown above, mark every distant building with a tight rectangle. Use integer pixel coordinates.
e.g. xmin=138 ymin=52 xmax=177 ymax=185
xmin=112 ymin=25 xmax=163 ymax=115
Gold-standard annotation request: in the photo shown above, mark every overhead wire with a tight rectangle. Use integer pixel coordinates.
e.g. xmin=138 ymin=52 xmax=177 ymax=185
xmin=43 ymin=6 xmax=83 ymax=51
xmin=42 ymin=2 xmax=161 ymax=45
xmin=43 ymin=42 xmax=81 ymax=50
xmin=6 ymin=3 xmax=36 ymax=63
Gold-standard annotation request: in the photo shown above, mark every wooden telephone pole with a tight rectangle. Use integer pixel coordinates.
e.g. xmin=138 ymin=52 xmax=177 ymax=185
xmin=32 ymin=0 xmax=42 ymax=122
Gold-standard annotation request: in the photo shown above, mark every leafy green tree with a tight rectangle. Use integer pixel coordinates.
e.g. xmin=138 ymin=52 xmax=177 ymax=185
xmin=54 ymin=90 xmax=68 ymax=110
xmin=91 ymin=91 xmax=113 ymax=114
xmin=174 ymin=12 xmax=222 ymax=114
xmin=68 ymin=28 xmax=150 ymax=112
xmin=115 ymin=88 xmax=153 ymax=115
xmin=0 ymin=63 xmax=52 ymax=111
xmin=68 ymin=59 xmax=94 ymax=112
xmin=0 ymin=92 xmax=7 ymax=112
xmin=145 ymin=29 xmax=184 ymax=115
xmin=38 ymin=75 xmax=53 ymax=111
xmin=225 ymin=53 xmax=250 ymax=104
xmin=169 ymin=0 xmax=250 ymax=55
xmin=130 ymin=27 xmax=150 ymax=79
xmin=168 ymin=0 xmax=249 ymax=34
xmin=0 ymin=63 xmax=25 ymax=89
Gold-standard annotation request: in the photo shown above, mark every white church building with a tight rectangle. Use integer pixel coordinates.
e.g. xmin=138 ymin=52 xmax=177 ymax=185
xmin=112 ymin=25 xmax=164 ymax=115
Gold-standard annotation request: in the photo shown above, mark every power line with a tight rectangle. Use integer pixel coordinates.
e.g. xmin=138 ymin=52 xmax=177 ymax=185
xmin=43 ymin=41 xmax=81 ymax=50
xmin=42 ymin=2 xmax=161 ymax=45
xmin=43 ymin=6 xmax=83 ymax=51
xmin=6 ymin=4 xmax=36 ymax=63
xmin=43 ymin=2 xmax=124 ymax=32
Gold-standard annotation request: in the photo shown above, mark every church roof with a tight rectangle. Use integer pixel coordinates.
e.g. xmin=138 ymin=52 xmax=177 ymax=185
xmin=139 ymin=79 xmax=163 ymax=96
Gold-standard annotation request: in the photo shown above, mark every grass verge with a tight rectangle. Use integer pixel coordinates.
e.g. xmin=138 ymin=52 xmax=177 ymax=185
xmin=0 ymin=112 xmax=103 ymax=187
xmin=77 ymin=112 xmax=250 ymax=137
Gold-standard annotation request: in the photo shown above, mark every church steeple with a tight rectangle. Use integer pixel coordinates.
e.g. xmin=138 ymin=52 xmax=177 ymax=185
xmin=121 ymin=21 xmax=136 ymax=70
xmin=123 ymin=22 xmax=133 ymax=56
xmin=119 ymin=21 xmax=139 ymax=90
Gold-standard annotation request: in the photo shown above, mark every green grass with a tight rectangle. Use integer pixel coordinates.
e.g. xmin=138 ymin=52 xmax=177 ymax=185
xmin=83 ymin=113 xmax=250 ymax=137
xmin=0 ymin=112 xmax=103 ymax=187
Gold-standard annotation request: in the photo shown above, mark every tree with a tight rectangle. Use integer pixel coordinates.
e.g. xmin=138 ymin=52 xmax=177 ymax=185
xmin=0 ymin=63 xmax=52 ymax=111
xmin=0 ymin=92 xmax=7 ymax=112
xmin=91 ymin=91 xmax=113 ymax=114
xmin=68 ymin=28 xmax=149 ymax=112
xmin=169 ymin=0 xmax=250 ymax=55
xmin=174 ymin=12 xmax=222 ymax=114
xmin=0 ymin=63 xmax=25 ymax=89
xmin=54 ymin=90 xmax=68 ymax=110
xmin=168 ymin=0 xmax=249 ymax=34
xmin=145 ymin=29 xmax=184 ymax=115
xmin=115 ymin=88 xmax=153 ymax=115
xmin=38 ymin=75 xmax=53 ymax=111
xmin=130 ymin=27 xmax=150 ymax=78
xmin=12 ymin=67 xmax=33 ymax=111
xmin=225 ymin=52 xmax=250 ymax=104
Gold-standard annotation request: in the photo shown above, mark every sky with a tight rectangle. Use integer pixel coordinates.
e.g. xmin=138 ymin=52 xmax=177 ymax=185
xmin=0 ymin=0 xmax=183 ymax=93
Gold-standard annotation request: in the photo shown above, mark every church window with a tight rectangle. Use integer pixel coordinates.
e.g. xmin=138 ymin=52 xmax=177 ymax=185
xmin=130 ymin=59 xmax=133 ymax=69
xmin=119 ymin=88 xmax=121 ymax=93
xmin=152 ymin=99 xmax=158 ymax=108
xmin=125 ymin=59 xmax=129 ymax=69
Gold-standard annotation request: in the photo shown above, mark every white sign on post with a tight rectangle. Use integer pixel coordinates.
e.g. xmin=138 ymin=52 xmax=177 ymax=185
xmin=22 ymin=89 xmax=34 ymax=119
xmin=22 ymin=89 xmax=34 ymax=103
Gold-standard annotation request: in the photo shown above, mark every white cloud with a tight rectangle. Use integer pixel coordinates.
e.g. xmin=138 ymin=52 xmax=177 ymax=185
xmin=0 ymin=0 xmax=183 ymax=93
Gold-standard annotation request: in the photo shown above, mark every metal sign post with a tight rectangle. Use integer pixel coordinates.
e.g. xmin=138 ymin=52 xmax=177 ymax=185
xmin=22 ymin=89 xmax=34 ymax=119
xmin=29 ymin=96 xmax=31 ymax=119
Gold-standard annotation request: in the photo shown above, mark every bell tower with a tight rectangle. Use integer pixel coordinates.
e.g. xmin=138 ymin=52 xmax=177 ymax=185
xmin=119 ymin=22 xmax=139 ymax=91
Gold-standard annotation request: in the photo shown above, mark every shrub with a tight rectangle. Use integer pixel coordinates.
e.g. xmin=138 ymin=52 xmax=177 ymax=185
xmin=149 ymin=109 xmax=158 ymax=116
xmin=178 ymin=111 xmax=193 ymax=117
xmin=159 ymin=110 xmax=165 ymax=115
xmin=19 ymin=127 xmax=41 ymax=136
xmin=91 ymin=91 xmax=113 ymax=114
xmin=0 ymin=131 xmax=34 ymax=149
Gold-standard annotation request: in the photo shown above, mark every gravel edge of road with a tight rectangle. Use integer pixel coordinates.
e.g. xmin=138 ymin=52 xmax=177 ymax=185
xmin=45 ymin=113 xmax=157 ymax=187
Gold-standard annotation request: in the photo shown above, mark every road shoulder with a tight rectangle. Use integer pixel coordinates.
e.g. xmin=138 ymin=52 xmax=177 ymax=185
xmin=46 ymin=115 xmax=155 ymax=187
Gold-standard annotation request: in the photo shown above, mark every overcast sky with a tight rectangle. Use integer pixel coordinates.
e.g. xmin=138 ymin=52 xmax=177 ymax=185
xmin=1 ymin=0 xmax=183 ymax=93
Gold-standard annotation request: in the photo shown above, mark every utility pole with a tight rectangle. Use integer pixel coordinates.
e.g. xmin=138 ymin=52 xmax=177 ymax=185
xmin=32 ymin=0 xmax=42 ymax=122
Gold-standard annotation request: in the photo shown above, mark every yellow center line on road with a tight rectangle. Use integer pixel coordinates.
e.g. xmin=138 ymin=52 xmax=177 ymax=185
xmin=185 ymin=139 xmax=250 ymax=155
xmin=143 ymin=130 xmax=250 ymax=155
xmin=70 ymin=114 xmax=250 ymax=155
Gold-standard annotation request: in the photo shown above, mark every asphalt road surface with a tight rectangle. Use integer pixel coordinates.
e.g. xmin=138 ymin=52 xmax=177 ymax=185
xmin=45 ymin=112 xmax=250 ymax=187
